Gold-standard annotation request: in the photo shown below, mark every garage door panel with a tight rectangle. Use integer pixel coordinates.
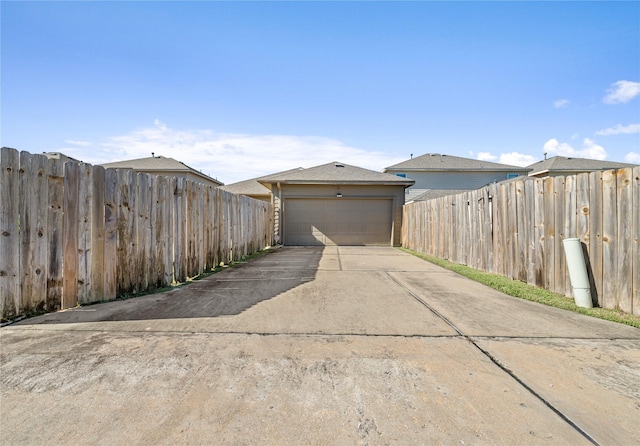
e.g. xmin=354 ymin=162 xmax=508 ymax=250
xmin=284 ymin=199 xmax=392 ymax=246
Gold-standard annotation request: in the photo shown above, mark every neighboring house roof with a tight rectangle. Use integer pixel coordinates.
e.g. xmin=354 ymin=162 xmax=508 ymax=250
xmin=43 ymin=152 xmax=82 ymax=163
xmin=527 ymin=156 xmax=637 ymax=176
xmin=220 ymin=168 xmax=304 ymax=197
xmin=101 ymin=155 xmax=223 ymax=186
xmin=410 ymin=189 xmax=469 ymax=201
xmin=385 ymin=153 xmax=531 ymax=172
xmin=259 ymin=161 xmax=415 ymax=187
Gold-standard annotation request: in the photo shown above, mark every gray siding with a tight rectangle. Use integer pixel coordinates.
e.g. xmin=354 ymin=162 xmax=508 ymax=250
xmin=399 ymin=171 xmax=522 ymax=191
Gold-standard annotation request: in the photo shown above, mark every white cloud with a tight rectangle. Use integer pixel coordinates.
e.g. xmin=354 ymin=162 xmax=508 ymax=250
xmin=595 ymin=123 xmax=640 ymax=136
xmin=477 ymin=152 xmax=497 ymax=161
xmin=61 ymin=121 xmax=407 ymax=184
xmin=624 ymin=152 xmax=640 ymax=164
xmin=64 ymin=139 xmax=92 ymax=147
xmin=153 ymin=119 xmax=168 ymax=131
xmin=475 ymin=151 xmax=536 ymax=166
xmin=543 ymin=138 xmax=608 ymax=160
xmin=499 ymin=152 xmax=537 ymax=166
xmin=603 ymin=80 xmax=640 ymax=104
xmin=553 ymin=99 xmax=570 ymax=109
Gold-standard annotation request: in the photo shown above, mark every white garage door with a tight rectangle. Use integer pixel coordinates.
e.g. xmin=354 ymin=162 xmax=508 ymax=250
xmin=284 ymin=198 xmax=393 ymax=246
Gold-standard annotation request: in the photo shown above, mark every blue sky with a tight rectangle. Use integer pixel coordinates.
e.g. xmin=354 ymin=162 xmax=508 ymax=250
xmin=2 ymin=1 xmax=639 ymax=184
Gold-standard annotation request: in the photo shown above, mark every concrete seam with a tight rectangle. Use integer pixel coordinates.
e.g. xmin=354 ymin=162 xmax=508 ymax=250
xmin=385 ymin=271 xmax=601 ymax=446
xmin=0 ymin=327 xmax=461 ymax=338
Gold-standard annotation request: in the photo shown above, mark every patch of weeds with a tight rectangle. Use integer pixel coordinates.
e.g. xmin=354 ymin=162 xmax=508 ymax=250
xmin=399 ymin=247 xmax=640 ymax=329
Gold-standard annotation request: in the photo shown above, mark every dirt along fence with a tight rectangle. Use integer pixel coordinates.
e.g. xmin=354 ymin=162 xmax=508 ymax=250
xmin=402 ymin=167 xmax=639 ymax=316
xmin=0 ymin=147 xmax=273 ymax=321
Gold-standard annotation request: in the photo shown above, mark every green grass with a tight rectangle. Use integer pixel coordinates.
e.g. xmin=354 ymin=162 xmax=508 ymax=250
xmin=399 ymin=247 xmax=640 ymax=329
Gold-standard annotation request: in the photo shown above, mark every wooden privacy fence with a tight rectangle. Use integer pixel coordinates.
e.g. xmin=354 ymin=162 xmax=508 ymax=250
xmin=402 ymin=167 xmax=640 ymax=316
xmin=0 ymin=148 xmax=273 ymax=320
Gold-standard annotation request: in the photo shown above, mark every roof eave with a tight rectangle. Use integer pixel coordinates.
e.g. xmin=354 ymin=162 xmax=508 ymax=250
xmin=385 ymin=167 xmax=531 ymax=172
xmin=258 ymin=180 xmax=415 ymax=187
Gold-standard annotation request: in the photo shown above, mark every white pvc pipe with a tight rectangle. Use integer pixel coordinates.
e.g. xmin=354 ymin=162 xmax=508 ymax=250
xmin=562 ymin=238 xmax=593 ymax=308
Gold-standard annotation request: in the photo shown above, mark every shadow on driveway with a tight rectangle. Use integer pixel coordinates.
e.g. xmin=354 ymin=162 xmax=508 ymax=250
xmin=16 ymin=247 xmax=323 ymax=325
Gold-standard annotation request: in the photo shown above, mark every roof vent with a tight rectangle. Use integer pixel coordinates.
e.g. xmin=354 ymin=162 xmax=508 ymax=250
xmin=335 ymin=163 xmax=344 ymax=167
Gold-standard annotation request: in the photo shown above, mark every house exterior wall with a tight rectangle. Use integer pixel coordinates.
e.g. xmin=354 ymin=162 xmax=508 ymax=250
xmin=271 ymin=184 xmax=406 ymax=246
xmin=388 ymin=171 xmax=524 ymax=191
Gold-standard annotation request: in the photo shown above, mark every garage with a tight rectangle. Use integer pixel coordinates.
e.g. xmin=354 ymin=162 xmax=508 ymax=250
xmin=258 ymin=162 xmax=414 ymax=246
xmin=284 ymin=198 xmax=393 ymax=246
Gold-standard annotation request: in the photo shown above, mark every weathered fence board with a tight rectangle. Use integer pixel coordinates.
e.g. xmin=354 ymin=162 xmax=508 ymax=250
xmin=493 ymin=186 xmax=505 ymax=277
xmin=524 ymin=180 xmax=536 ymax=285
xmin=62 ymin=162 xmax=79 ymax=309
xmin=601 ymin=170 xmax=618 ymax=309
xmin=77 ymin=162 xmax=93 ymax=304
xmin=103 ymin=168 xmax=118 ymax=300
xmin=553 ymin=176 xmax=566 ymax=296
xmin=90 ymin=166 xmax=106 ymax=303
xmin=563 ymin=175 xmax=576 ymax=296
xmin=1 ymin=148 xmax=273 ymax=320
xmin=116 ymin=169 xmax=135 ymax=294
xmin=515 ymin=180 xmax=527 ymax=282
xmin=533 ymin=178 xmax=545 ymax=287
xmin=46 ymin=158 xmax=65 ymax=311
xmin=136 ymin=172 xmax=150 ymax=291
xmin=543 ymin=178 xmax=555 ymax=292
xmin=616 ymin=168 xmax=632 ymax=313
xmin=19 ymin=152 xmax=49 ymax=313
xmin=633 ymin=166 xmax=640 ymax=316
xmin=148 ymin=175 xmax=159 ymax=289
xmin=403 ymin=167 xmax=637 ymax=315
xmin=0 ymin=148 xmax=20 ymax=318
xmin=173 ymin=177 xmax=186 ymax=283
xmin=589 ymin=171 xmax=603 ymax=305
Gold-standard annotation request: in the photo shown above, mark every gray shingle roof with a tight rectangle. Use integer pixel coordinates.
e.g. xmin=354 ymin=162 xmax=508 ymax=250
xmin=258 ymin=161 xmax=415 ymax=186
xmin=385 ymin=153 xmax=531 ymax=172
xmin=527 ymin=156 xmax=637 ymax=175
xmin=101 ymin=156 xmax=222 ymax=185
xmin=102 ymin=156 xmax=194 ymax=171
xmin=220 ymin=168 xmax=304 ymax=196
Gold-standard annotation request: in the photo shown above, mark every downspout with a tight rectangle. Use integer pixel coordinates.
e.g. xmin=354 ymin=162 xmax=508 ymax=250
xmin=562 ymin=238 xmax=593 ymax=308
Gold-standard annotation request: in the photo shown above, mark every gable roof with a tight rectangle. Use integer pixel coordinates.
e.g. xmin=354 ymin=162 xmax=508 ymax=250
xmin=527 ymin=156 xmax=637 ymax=175
xmin=258 ymin=161 xmax=415 ymax=187
xmin=43 ymin=152 xmax=82 ymax=163
xmin=385 ymin=153 xmax=531 ymax=172
xmin=220 ymin=168 xmax=304 ymax=196
xmin=101 ymin=155 xmax=223 ymax=185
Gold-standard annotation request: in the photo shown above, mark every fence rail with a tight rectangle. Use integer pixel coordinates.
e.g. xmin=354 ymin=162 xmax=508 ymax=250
xmin=0 ymin=148 xmax=273 ymax=320
xmin=402 ymin=167 xmax=640 ymax=316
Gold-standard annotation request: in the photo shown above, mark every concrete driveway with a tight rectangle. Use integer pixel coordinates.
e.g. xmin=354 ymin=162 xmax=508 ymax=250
xmin=1 ymin=247 xmax=639 ymax=445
